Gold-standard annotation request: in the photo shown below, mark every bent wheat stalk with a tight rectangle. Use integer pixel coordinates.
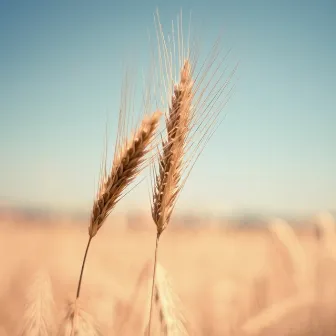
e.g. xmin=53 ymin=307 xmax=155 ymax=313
xmin=71 ymin=110 xmax=161 ymax=336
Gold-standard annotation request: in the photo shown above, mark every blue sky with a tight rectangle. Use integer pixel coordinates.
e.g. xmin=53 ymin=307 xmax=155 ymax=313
xmin=0 ymin=0 xmax=335 ymax=216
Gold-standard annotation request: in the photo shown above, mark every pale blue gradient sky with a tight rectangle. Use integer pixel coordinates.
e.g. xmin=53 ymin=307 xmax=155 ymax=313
xmin=0 ymin=1 xmax=335 ymax=215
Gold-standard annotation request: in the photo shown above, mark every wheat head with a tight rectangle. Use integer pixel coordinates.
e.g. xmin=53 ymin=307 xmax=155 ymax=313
xmin=150 ymin=10 xmax=237 ymax=236
xmin=147 ymin=11 xmax=236 ymax=335
xmin=18 ymin=270 xmax=55 ymax=336
xmin=57 ymin=301 xmax=102 ymax=336
xmin=89 ymin=110 xmax=162 ymax=238
xmin=145 ymin=263 xmax=189 ymax=336
xmin=152 ymin=60 xmax=192 ymax=235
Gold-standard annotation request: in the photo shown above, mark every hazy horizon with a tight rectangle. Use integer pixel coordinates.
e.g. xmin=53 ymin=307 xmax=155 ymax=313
xmin=1 ymin=1 xmax=335 ymax=217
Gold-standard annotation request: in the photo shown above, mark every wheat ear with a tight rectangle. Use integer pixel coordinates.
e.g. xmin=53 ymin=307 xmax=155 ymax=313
xmin=152 ymin=59 xmax=192 ymax=236
xmin=145 ymin=263 xmax=189 ymax=335
xmin=57 ymin=301 xmax=102 ymax=336
xmin=72 ymin=111 xmax=161 ymax=336
xmin=148 ymin=10 xmax=236 ymax=334
xmin=148 ymin=60 xmax=192 ymax=335
xmin=18 ymin=270 xmax=55 ymax=336
xmin=90 ymin=110 xmax=162 ymax=238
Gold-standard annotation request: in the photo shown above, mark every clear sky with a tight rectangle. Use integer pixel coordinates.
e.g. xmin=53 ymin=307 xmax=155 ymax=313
xmin=0 ymin=0 xmax=335 ymax=216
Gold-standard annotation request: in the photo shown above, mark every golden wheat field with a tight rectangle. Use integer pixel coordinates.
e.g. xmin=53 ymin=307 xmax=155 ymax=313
xmin=1 ymin=213 xmax=336 ymax=336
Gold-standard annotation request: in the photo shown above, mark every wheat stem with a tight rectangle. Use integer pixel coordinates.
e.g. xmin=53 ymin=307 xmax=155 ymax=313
xmin=147 ymin=232 xmax=160 ymax=336
xmin=76 ymin=236 xmax=93 ymax=299
xmin=70 ymin=236 xmax=92 ymax=336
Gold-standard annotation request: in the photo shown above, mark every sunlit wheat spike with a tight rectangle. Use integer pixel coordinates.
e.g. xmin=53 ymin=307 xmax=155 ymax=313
xmin=150 ymin=10 xmax=237 ymax=236
xmin=57 ymin=301 xmax=102 ymax=336
xmin=89 ymin=110 xmax=162 ymax=238
xmin=18 ymin=270 xmax=55 ymax=336
xmin=152 ymin=60 xmax=192 ymax=235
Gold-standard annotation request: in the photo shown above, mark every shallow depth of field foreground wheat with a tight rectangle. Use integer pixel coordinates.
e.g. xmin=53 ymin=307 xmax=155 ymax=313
xmin=1 ymin=6 xmax=335 ymax=336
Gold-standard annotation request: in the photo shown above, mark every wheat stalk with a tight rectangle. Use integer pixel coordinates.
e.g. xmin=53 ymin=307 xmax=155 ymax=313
xmin=71 ymin=110 xmax=161 ymax=336
xmin=18 ymin=270 xmax=55 ymax=336
xmin=147 ymin=10 xmax=236 ymax=334
xmin=148 ymin=59 xmax=193 ymax=335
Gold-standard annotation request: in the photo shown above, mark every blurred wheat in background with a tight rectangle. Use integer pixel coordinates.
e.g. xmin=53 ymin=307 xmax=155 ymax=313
xmin=1 ymin=213 xmax=336 ymax=335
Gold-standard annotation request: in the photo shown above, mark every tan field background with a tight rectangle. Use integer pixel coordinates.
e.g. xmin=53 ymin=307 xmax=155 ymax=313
xmin=1 ymin=212 xmax=336 ymax=335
